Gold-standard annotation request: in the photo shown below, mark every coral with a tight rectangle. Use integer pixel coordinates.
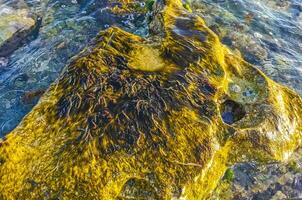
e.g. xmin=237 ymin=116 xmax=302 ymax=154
xmin=0 ymin=0 xmax=301 ymax=199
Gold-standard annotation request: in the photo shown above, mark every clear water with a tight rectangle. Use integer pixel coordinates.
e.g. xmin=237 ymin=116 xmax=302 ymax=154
xmin=0 ymin=0 xmax=301 ymax=137
xmin=192 ymin=0 xmax=302 ymax=94
xmin=0 ymin=0 xmax=148 ymax=137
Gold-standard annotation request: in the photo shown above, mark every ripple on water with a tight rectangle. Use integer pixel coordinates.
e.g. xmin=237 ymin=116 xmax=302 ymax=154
xmin=0 ymin=0 xmax=302 ymax=137
xmin=192 ymin=0 xmax=302 ymax=94
xmin=0 ymin=0 xmax=149 ymax=137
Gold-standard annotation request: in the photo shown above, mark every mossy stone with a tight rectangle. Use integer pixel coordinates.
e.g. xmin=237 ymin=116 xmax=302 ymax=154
xmin=0 ymin=0 xmax=301 ymax=199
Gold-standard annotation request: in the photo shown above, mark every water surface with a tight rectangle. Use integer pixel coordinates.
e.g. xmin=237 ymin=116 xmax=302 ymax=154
xmin=0 ymin=0 xmax=148 ymax=136
xmin=0 ymin=0 xmax=301 ymax=136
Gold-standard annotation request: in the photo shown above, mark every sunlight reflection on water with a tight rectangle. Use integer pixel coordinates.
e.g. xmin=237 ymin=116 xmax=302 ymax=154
xmin=0 ymin=0 xmax=148 ymax=136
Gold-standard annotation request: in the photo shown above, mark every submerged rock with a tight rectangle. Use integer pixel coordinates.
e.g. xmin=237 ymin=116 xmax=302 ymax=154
xmin=0 ymin=3 xmax=34 ymax=42
xmin=21 ymin=89 xmax=46 ymax=104
xmin=0 ymin=57 xmax=8 ymax=68
xmin=0 ymin=0 xmax=150 ymax=136
xmin=0 ymin=0 xmax=301 ymax=199
xmin=0 ymin=4 xmax=40 ymax=56
xmin=213 ymin=148 xmax=302 ymax=199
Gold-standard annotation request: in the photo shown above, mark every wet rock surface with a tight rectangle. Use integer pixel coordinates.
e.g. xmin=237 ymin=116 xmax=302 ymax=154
xmin=213 ymin=148 xmax=302 ymax=199
xmin=190 ymin=0 xmax=302 ymax=96
xmin=0 ymin=16 xmax=41 ymax=57
xmin=187 ymin=1 xmax=302 ymax=198
xmin=0 ymin=0 xmax=301 ymax=199
xmin=0 ymin=0 xmax=149 ymax=137
xmin=0 ymin=2 xmax=35 ymax=46
xmin=0 ymin=2 xmax=37 ymax=75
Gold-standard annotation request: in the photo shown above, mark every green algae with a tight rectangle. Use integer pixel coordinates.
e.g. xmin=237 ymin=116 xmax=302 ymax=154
xmin=288 ymin=160 xmax=300 ymax=174
xmin=0 ymin=0 xmax=301 ymax=199
xmin=223 ymin=168 xmax=235 ymax=183
xmin=183 ymin=2 xmax=192 ymax=12
xmin=146 ymin=0 xmax=155 ymax=11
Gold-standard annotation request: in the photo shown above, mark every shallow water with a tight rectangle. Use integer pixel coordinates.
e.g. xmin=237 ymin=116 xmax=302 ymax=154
xmin=192 ymin=0 xmax=302 ymax=94
xmin=0 ymin=0 xmax=148 ymax=137
xmin=0 ymin=0 xmax=301 ymax=137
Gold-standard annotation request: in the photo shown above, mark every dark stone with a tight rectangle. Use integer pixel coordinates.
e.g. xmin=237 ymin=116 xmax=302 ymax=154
xmin=0 ymin=16 xmax=42 ymax=57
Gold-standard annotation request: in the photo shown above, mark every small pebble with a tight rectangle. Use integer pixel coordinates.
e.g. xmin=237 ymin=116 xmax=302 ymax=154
xmin=230 ymin=84 xmax=241 ymax=93
xmin=254 ymin=32 xmax=263 ymax=39
xmin=0 ymin=57 xmax=8 ymax=68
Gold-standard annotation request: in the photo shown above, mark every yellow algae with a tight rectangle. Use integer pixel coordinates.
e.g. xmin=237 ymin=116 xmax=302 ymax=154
xmin=0 ymin=0 xmax=301 ymax=199
xmin=128 ymin=45 xmax=165 ymax=72
xmin=108 ymin=0 xmax=148 ymax=14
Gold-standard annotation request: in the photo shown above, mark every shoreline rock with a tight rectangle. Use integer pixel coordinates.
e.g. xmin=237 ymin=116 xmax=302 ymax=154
xmin=0 ymin=0 xmax=301 ymax=199
xmin=0 ymin=10 xmax=42 ymax=57
xmin=213 ymin=148 xmax=302 ymax=199
xmin=0 ymin=6 xmax=42 ymax=57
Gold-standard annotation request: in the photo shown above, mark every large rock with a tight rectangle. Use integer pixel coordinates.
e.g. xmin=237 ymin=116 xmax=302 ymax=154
xmin=0 ymin=4 xmax=37 ymax=56
xmin=0 ymin=0 xmax=149 ymax=137
xmin=0 ymin=0 xmax=301 ymax=199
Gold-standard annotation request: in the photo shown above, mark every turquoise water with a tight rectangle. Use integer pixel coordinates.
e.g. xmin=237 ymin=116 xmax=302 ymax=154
xmin=0 ymin=0 xmax=301 ymax=137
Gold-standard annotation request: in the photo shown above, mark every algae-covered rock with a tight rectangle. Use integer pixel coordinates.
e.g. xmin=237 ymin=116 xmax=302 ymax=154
xmin=0 ymin=0 xmax=301 ymax=199
xmin=0 ymin=0 xmax=150 ymax=138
